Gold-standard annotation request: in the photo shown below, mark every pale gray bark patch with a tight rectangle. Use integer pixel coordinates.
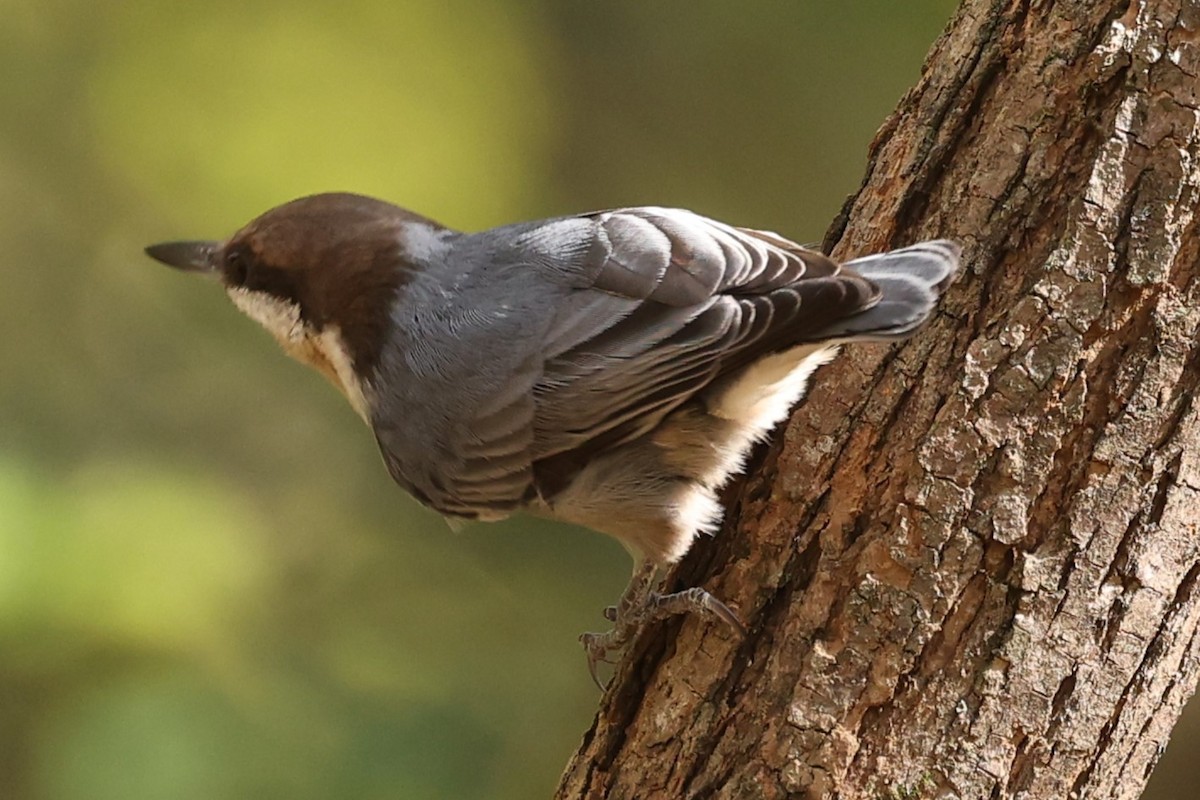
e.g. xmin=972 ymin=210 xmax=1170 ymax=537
xmin=556 ymin=1 xmax=1200 ymax=798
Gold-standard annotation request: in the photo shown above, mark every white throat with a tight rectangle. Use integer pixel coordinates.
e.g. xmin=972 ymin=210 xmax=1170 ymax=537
xmin=227 ymin=287 xmax=371 ymax=422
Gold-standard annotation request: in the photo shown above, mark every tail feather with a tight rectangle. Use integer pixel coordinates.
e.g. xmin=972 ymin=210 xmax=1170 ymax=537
xmin=812 ymin=240 xmax=961 ymax=341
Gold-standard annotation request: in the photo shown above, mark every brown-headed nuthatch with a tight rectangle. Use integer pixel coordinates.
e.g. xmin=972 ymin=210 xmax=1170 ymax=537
xmin=147 ymin=193 xmax=960 ymax=685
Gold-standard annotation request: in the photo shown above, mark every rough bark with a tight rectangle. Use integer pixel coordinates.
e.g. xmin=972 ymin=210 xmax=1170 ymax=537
xmin=555 ymin=1 xmax=1200 ymax=798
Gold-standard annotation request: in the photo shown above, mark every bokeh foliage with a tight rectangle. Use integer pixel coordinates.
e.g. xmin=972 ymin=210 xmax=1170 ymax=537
xmin=20 ymin=2 xmax=1197 ymax=799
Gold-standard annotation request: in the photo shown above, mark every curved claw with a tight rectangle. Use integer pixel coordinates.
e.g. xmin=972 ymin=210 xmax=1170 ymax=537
xmin=646 ymin=586 xmax=748 ymax=638
xmin=579 ymin=632 xmax=612 ymax=691
xmin=702 ymin=592 xmax=748 ymax=638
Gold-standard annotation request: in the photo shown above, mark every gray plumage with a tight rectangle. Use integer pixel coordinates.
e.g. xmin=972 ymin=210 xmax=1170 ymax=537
xmin=367 ymin=206 xmax=959 ymax=561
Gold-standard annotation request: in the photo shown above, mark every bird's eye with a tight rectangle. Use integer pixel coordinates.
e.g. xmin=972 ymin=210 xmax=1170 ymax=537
xmin=225 ymin=249 xmax=251 ymax=286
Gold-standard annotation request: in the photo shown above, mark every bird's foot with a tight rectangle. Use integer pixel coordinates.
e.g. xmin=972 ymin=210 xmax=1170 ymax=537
xmin=580 ymin=562 xmax=746 ymax=690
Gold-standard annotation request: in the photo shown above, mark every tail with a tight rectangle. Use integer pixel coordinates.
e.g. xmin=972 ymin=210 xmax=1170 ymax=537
xmin=812 ymin=240 xmax=961 ymax=340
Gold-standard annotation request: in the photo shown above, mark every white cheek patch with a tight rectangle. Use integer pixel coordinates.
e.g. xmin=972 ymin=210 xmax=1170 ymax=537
xmin=227 ymin=287 xmax=305 ymax=346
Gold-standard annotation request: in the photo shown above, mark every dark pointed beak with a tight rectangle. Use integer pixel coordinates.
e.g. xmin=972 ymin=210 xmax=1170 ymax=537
xmin=144 ymin=240 xmax=220 ymax=273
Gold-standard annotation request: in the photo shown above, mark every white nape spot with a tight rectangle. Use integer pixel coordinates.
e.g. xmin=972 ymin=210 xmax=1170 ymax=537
xmin=226 ymin=287 xmax=371 ymax=422
xmin=398 ymin=222 xmax=453 ymax=263
xmin=711 ymin=345 xmax=837 ymax=438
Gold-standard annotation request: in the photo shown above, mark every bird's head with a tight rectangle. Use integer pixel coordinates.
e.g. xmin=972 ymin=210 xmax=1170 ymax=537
xmin=146 ymin=192 xmax=447 ymax=419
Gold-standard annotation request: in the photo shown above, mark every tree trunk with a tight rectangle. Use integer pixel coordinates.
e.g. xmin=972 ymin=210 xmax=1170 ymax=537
xmin=555 ymin=1 xmax=1200 ymax=798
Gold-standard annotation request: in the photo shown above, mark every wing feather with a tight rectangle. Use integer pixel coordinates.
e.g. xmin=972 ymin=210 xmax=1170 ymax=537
xmin=372 ymin=207 xmax=879 ymax=516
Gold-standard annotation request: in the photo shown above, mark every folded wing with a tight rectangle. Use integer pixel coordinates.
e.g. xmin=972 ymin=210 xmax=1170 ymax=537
xmin=372 ymin=207 xmax=947 ymax=517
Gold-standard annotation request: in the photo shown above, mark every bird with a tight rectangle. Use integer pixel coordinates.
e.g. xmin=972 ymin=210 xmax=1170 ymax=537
xmin=146 ymin=192 xmax=960 ymax=686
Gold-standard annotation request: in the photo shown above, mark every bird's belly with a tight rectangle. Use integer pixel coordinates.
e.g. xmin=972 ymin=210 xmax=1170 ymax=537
xmin=707 ymin=344 xmax=838 ymax=438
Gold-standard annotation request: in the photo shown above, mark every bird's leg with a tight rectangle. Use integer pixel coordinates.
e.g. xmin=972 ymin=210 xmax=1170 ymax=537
xmin=580 ymin=560 xmax=747 ymax=689
xmin=580 ymin=560 xmax=658 ymax=688
xmin=645 ymin=585 xmax=747 ymax=637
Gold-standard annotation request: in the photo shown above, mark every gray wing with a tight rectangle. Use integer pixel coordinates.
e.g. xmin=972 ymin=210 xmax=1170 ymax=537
xmin=527 ymin=209 xmax=882 ymax=464
xmin=372 ymin=207 xmax=881 ymax=517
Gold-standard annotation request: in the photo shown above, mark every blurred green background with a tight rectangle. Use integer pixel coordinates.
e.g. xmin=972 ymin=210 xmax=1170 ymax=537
xmin=2 ymin=1 xmax=1194 ymax=798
